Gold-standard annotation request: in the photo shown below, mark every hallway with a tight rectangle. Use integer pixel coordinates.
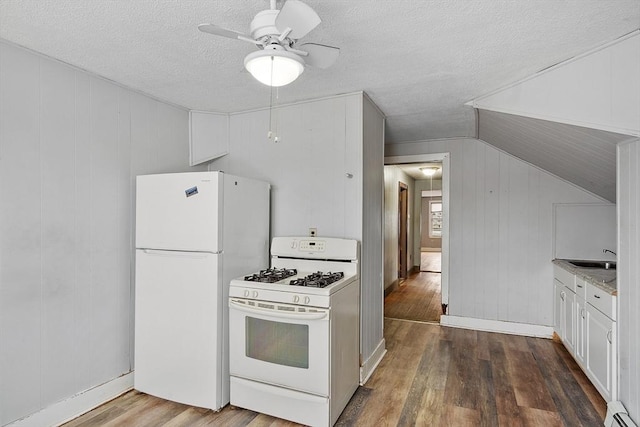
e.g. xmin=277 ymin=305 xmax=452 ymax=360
xmin=384 ymin=252 xmax=442 ymax=323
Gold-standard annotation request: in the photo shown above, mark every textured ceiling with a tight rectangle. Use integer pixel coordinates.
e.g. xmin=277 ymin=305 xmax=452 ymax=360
xmin=1 ymin=1 xmax=639 ymax=143
xmin=478 ymin=110 xmax=634 ymax=203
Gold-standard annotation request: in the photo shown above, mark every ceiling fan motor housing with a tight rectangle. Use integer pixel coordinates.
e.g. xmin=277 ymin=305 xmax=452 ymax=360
xmin=250 ymin=9 xmax=281 ymax=39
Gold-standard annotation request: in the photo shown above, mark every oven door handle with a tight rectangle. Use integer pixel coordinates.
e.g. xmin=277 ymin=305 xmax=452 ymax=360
xmin=229 ymin=300 xmax=329 ymax=320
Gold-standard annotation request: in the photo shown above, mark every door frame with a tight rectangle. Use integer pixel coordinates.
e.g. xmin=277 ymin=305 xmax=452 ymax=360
xmin=398 ymin=182 xmax=408 ymax=280
xmin=384 ymin=153 xmax=450 ymax=307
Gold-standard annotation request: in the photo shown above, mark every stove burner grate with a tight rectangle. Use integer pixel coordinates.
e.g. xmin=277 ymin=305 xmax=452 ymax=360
xmin=244 ymin=268 xmax=297 ymax=283
xmin=289 ymin=271 xmax=344 ymax=288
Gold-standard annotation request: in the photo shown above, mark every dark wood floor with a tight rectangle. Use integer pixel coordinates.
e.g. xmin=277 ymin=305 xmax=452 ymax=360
xmin=64 ymin=319 xmax=605 ymax=427
xmin=385 ymin=252 xmax=442 ymax=323
xmin=384 ymin=271 xmax=442 ymax=323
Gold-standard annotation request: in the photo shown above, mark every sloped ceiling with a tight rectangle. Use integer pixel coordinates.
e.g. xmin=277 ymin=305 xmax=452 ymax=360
xmin=1 ymin=0 xmax=639 ymax=143
xmin=478 ymin=110 xmax=634 ymax=202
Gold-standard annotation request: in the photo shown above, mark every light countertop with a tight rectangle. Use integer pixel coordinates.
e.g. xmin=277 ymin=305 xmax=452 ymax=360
xmin=553 ymin=259 xmax=617 ymax=295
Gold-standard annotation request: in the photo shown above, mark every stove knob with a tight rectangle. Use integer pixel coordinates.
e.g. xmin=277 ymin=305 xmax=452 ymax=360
xmin=244 ymin=290 xmax=250 ymax=298
xmin=304 ymin=296 xmax=310 ymax=304
xmin=252 ymin=291 xmax=258 ymax=298
xmin=293 ymin=295 xmax=300 ymax=303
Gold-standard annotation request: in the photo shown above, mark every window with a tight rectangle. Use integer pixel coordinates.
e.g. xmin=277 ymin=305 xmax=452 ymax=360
xmin=429 ymin=200 xmax=442 ymax=238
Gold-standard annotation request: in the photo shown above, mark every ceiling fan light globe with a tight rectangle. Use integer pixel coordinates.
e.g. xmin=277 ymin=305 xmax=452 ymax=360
xmin=244 ymin=50 xmax=304 ymax=87
xmin=420 ymin=167 xmax=439 ymax=176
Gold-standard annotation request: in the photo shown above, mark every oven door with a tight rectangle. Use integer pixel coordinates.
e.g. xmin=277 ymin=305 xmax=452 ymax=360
xmin=229 ymin=297 xmax=330 ymax=396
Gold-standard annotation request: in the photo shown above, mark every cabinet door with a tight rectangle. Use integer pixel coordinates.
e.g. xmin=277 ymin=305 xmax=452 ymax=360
xmin=563 ymin=288 xmax=576 ymax=355
xmin=575 ymin=296 xmax=587 ymax=367
xmin=585 ymin=304 xmax=614 ymax=401
xmin=553 ymin=279 xmax=564 ymax=337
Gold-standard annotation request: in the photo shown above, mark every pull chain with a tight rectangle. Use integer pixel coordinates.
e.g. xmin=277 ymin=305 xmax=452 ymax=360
xmin=267 ymin=56 xmax=280 ymax=142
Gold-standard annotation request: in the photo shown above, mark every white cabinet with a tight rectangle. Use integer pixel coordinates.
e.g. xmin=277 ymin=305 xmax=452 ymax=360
xmin=563 ymin=287 xmax=576 ymax=354
xmin=189 ymin=111 xmax=229 ymax=166
xmin=586 ymin=302 xmax=616 ymax=402
xmin=575 ymin=293 xmax=587 ymax=366
xmin=554 ymin=279 xmax=564 ymax=336
xmin=574 ymin=277 xmax=587 ymax=366
xmin=553 ymin=266 xmax=576 ymax=355
xmin=553 ymin=263 xmax=617 ymax=402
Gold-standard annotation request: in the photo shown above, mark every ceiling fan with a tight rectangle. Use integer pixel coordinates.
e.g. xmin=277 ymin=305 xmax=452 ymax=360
xmin=198 ymin=0 xmax=339 ymax=87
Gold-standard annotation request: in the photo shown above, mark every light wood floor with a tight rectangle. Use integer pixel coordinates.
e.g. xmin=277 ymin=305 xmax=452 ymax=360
xmin=420 ymin=252 xmax=441 ymax=273
xmin=63 ymin=320 xmax=605 ymax=427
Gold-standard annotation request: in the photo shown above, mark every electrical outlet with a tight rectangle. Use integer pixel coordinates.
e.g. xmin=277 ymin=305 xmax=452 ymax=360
xmin=309 ymin=228 xmax=317 ymax=237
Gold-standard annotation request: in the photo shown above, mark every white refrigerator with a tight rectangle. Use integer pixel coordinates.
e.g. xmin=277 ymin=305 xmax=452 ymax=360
xmin=134 ymin=171 xmax=270 ymax=410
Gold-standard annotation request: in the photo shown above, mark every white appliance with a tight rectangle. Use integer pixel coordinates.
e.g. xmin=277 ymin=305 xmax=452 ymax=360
xmin=228 ymin=237 xmax=360 ymax=427
xmin=134 ymin=171 xmax=270 ymax=411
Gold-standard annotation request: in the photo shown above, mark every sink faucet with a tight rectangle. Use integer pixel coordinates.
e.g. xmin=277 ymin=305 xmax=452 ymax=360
xmin=603 ymin=249 xmax=616 ymax=256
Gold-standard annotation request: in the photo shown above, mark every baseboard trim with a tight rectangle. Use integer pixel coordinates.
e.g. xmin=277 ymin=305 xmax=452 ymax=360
xmin=360 ymin=339 xmax=387 ymax=385
xmin=384 ymin=279 xmax=401 ymax=297
xmin=440 ymin=315 xmax=553 ymax=338
xmin=7 ymin=372 xmax=134 ymax=427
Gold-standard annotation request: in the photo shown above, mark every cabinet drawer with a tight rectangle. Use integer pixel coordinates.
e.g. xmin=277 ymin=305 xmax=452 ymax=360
xmin=575 ymin=277 xmax=587 ymax=300
xmin=587 ymin=284 xmax=616 ymax=320
xmin=554 ymin=265 xmax=576 ymax=292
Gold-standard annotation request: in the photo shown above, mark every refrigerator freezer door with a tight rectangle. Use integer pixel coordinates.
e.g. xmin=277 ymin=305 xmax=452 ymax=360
xmin=134 ymin=249 xmax=225 ymax=410
xmin=136 ymin=172 xmax=222 ymax=252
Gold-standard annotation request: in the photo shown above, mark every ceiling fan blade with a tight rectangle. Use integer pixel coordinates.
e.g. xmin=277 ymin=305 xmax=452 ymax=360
xmin=198 ymin=23 xmax=256 ymax=44
xmin=275 ymin=0 xmax=321 ymax=39
xmin=299 ymin=43 xmax=340 ymax=69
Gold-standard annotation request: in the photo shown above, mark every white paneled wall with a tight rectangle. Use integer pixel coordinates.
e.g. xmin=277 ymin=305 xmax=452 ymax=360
xmin=360 ymin=94 xmax=385 ymax=378
xmin=211 ymin=94 xmax=364 ymax=247
xmin=383 ymin=166 xmax=414 ymax=289
xmin=618 ymin=139 xmax=640 ymax=422
xmin=207 ymin=92 xmax=385 ymax=379
xmin=385 ymin=138 xmax=604 ymax=326
xmin=212 ymin=96 xmax=356 ymax=238
xmin=471 ymin=31 xmax=640 ymax=137
xmin=0 ymin=41 xmax=200 ymax=425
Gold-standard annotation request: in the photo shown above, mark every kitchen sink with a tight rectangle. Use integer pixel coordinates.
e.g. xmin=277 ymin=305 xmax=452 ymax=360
xmin=568 ymin=260 xmax=616 ymax=270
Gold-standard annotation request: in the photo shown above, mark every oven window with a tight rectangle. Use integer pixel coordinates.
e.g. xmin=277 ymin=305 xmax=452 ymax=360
xmin=245 ymin=317 xmax=309 ymax=369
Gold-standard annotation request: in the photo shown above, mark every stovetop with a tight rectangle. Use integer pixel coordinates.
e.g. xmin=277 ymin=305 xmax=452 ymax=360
xmin=289 ymin=271 xmax=344 ymax=288
xmin=230 ymin=237 xmax=359 ymax=303
xmin=243 ymin=268 xmax=298 ymax=284
xmin=242 ymin=268 xmax=344 ymax=289
xmin=230 ymin=269 xmax=357 ymax=303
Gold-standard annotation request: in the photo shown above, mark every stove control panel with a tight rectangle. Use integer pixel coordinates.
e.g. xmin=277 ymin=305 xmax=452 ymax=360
xmin=229 ymin=284 xmax=332 ymax=308
xmin=299 ymin=240 xmax=325 ymax=252
xmin=272 ymin=237 xmax=358 ymax=261
xmin=292 ymin=295 xmax=312 ymax=304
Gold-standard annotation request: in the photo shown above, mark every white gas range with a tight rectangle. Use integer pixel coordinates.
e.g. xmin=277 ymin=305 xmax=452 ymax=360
xmin=228 ymin=236 xmax=360 ymax=427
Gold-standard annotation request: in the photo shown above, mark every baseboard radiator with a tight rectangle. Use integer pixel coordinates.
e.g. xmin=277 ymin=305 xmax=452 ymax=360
xmin=605 ymin=401 xmax=638 ymax=427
